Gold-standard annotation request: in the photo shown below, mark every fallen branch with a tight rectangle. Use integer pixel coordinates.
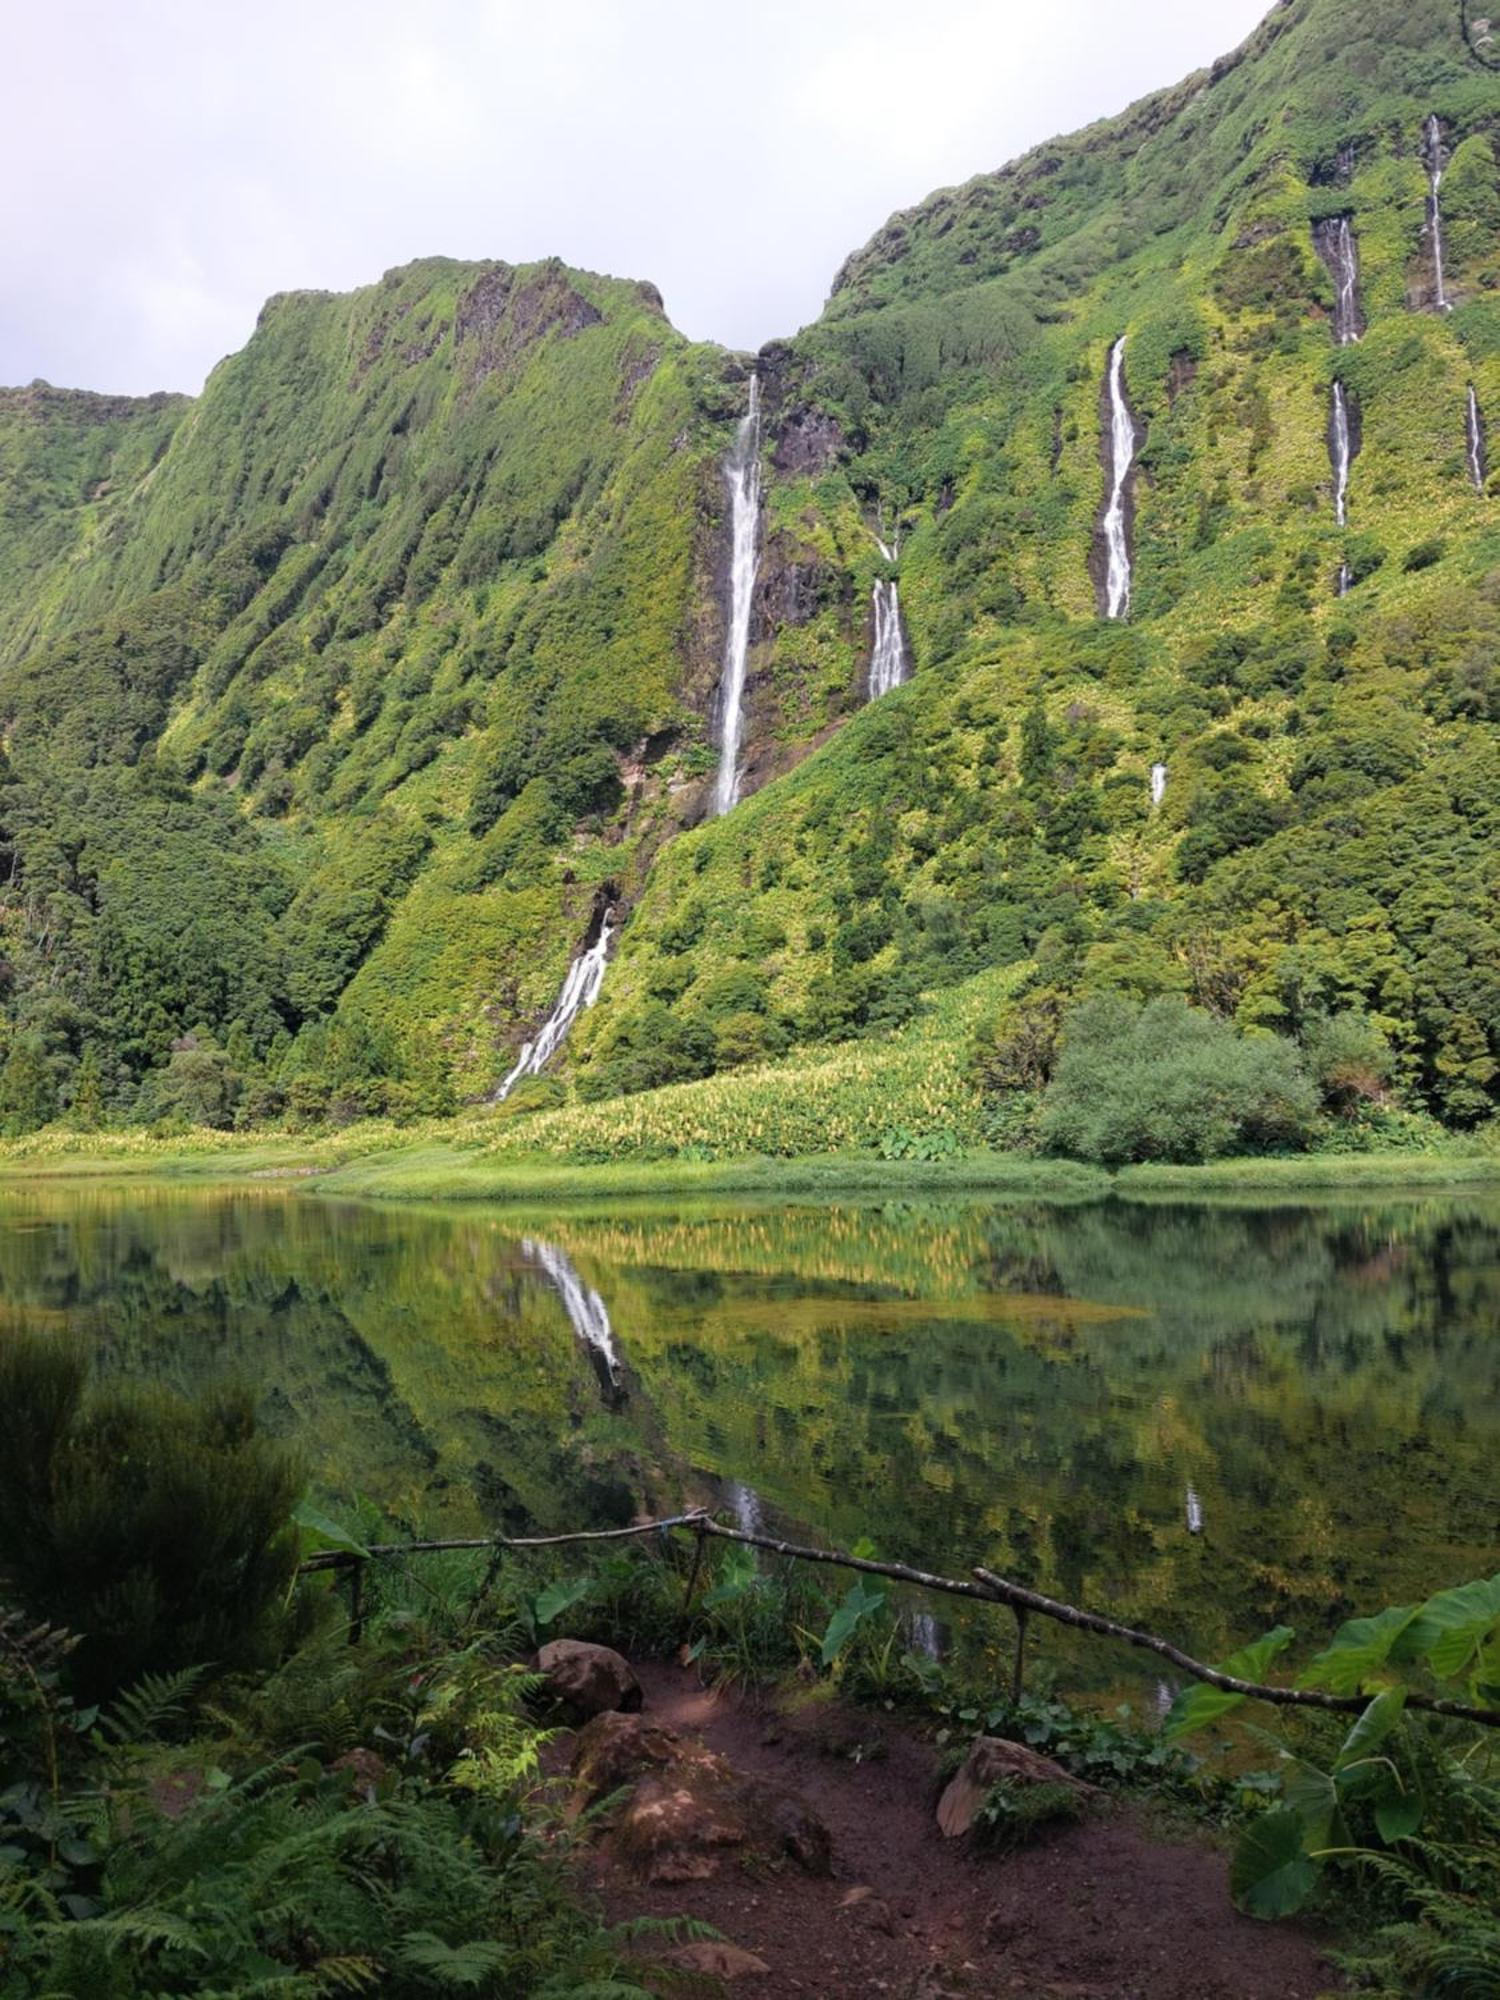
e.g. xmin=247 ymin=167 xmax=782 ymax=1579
xmin=295 ymin=1509 xmax=1500 ymax=1729
xmin=972 ymin=1569 xmax=1500 ymax=1729
xmin=297 ymin=1511 xmax=710 ymax=1574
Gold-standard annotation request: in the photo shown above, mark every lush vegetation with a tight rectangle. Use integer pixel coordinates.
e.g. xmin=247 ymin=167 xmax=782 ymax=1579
xmin=0 ymin=0 xmax=1496 ymax=1172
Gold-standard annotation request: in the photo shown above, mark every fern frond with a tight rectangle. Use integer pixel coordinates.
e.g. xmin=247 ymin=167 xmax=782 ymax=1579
xmin=102 ymin=1664 xmax=210 ymax=1745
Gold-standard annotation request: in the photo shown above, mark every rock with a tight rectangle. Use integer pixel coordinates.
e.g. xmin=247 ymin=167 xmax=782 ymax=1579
xmin=839 ymin=1885 xmax=896 ymax=1935
xmin=935 ymin=1736 xmax=1097 ymax=1839
xmin=536 ymin=1639 xmax=642 ymax=1720
xmin=329 ymin=1747 xmax=387 ymax=1801
xmin=667 ymin=1941 xmax=771 ymax=1979
xmin=571 ymin=1711 xmax=684 ymax=1800
xmin=571 ymin=1711 xmax=831 ymax=1883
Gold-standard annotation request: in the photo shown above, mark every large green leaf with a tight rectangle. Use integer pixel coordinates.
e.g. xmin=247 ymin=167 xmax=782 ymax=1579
xmin=1162 ymin=1626 xmax=1296 ymax=1742
xmin=1334 ymin=1687 xmax=1407 ymax=1771
xmin=291 ymin=1497 xmax=370 ymax=1559
xmin=532 ymin=1575 xmax=591 ymax=1629
xmin=1396 ymin=1575 xmax=1500 ymax=1682
xmin=1282 ymin=1760 xmax=1342 ymax=1851
xmin=1299 ymin=1605 xmax=1418 ymax=1695
xmin=703 ymin=1546 xmax=760 ymax=1609
xmin=1231 ymin=1809 xmax=1320 ymax=1918
xmin=820 ymin=1577 xmax=888 ymax=1665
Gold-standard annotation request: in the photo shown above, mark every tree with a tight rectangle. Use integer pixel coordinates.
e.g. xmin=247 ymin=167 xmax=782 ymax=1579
xmin=1038 ymin=995 xmax=1318 ymax=1165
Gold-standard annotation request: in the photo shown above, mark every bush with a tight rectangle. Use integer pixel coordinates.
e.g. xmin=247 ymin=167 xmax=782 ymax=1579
xmin=1037 ymin=995 xmax=1318 ymax=1165
xmin=0 ymin=1336 xmax=301 ymax=1697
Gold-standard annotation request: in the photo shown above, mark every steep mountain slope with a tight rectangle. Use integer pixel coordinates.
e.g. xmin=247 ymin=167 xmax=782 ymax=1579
xmin=1 ymin=0 xmax=1497 ymax=1144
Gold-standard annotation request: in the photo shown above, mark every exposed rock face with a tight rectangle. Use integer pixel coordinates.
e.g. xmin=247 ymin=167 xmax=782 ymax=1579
xmin=455 ymin=259 xmax=604 ymax=385
xmin=935 ymin=1735 xmax=1098 ymax=1839
xmin=536 ymin=1639 xmax=642 ymax=1720
xmin=761 ymin=557 xmax=840 ymax=631
xmin=773 ymin=404 xmax=846 ymax=475
xmin=570 ymin=1710 xmax=832 ymax=1883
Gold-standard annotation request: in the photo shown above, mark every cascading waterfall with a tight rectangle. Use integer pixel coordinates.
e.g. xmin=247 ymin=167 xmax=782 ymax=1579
xmin=495 ymin=914 xmax=613 ymax=1100
xmin=1330 ymin=379 xmax=1353 ymax=527
xmin=523 ymin=1238 xmax=624 ymax=1401
xmin=723 ymin=1481 xmax=765 ymax=1536
xmin=1150 ymin=763 xmax=1168 ymax=807
xmin=1101 ymin=336 xmax=1138 ymax=620
xmin=712 ymin=375 xmax=764 ymax=816
xmin=1312 ymin=215 xmax=1363 ymax=345
xmin=1185 ymin=1484 xmax=1205 ymax=1536
xmin=1467 ymin=385 xmax=1488 ymax=493
xmin=1424 ymin=115 xmax=1451 ymax=312
xmin=867 ymin=527 xmax=909 ymax=699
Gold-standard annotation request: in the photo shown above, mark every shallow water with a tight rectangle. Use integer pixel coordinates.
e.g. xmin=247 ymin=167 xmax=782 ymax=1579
xmin=3 ymin=1182 xmax=1497 ymax=1681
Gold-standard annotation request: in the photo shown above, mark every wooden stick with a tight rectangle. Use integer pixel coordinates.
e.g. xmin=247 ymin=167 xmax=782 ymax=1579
xmin=297 ymin=1509 xmax=1500 ymax=1731
xmin=972 ymin=1570 xmax=1500 ymax=1729
xmin=297 ymin=1511 xmax=711 ymax=1574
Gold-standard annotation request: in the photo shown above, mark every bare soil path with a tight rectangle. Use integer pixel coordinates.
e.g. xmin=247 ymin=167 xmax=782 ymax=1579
xmin=583 ymin=1659 xmax=1344 ymax=2000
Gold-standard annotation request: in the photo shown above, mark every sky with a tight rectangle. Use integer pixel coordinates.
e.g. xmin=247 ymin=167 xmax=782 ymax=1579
xmin=2 ymin=0 xmax=1272 ymax=397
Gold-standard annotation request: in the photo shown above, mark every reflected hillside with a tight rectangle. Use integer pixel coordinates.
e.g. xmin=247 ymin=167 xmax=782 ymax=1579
xmin=0 ymin=1184 xmax=1495 ymax=1673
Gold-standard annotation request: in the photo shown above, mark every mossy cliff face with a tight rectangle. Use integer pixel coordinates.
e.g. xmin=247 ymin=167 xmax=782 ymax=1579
xmin=2 ymin=0 xmax=1499 ymax=1135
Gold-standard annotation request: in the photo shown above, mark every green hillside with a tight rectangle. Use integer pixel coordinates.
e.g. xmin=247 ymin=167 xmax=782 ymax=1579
xmin=3 ymin=0 xmax=1499 ymax=1160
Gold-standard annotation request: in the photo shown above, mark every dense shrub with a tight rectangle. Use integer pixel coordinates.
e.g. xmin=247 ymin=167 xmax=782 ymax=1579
xmin=0 ymin=1336 xmax=300 ymax=1696
xmin=1037 ymin=995 xmax=1318 ymax=1165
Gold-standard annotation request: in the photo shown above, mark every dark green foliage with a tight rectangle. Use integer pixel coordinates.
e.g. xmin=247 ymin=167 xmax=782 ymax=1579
xmin=0 ymin=1335 xmax=300 ymax=1697
xmin=1037 ymin=996 xmax=1319 ymax=1165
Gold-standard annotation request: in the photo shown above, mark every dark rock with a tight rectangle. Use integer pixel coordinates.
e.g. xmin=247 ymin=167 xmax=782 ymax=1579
xmin=536 ymin=1639 xmax=642 ymax=1720
xmin=773 ymin=405 xmax=845 ymax=475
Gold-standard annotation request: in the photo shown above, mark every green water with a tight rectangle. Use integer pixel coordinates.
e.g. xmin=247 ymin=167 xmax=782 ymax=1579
xmin=2 ymin=1182 xmax=1497 ymax=1681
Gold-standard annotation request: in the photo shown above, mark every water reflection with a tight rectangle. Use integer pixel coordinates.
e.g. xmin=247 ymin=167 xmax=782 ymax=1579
xmin=0 ymin=1184 xmax=1496 ymax=1679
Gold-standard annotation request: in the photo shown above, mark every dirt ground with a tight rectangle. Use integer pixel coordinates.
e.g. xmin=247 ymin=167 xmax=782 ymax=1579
xmin=581 ymin=1659 xmax=1345 ymax=2000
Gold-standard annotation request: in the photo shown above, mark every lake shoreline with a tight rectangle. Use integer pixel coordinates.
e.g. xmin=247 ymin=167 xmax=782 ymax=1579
xmin=2 ymin=1128 xmax=1498 ymax=1203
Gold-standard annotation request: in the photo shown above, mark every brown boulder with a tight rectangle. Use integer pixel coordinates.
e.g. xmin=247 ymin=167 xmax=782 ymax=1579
xmin=536 ymin=1638 xmax=641 ymax=1719
xmin=936 ymin=1735 xmax=1097 ymax=1839
xmin=666 ymin=1940 xmax=770 ymax=1979
xmin=571 ymin=1712 xmax=831 ymax=1883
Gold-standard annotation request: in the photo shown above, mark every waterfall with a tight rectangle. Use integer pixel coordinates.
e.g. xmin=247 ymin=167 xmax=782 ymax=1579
xmin=1150 ymin=763 xmax=1168 ymax=807
xmin=1468 ymin=385 xmax=1488 ymax=493
xmin=1185 ymin=1484 xmax=1205 ymax=1536
xmin=1337 ymin=561 xmax=1352 ymax=598
xmin=495 ymin=914 xmax=612 ymax=1100
xmin=1330 ymin=380 xmax=1353 ymax=527
xmin=723 ymin=1480 xmax=764 ymax=1536
xmin=712 ymin=375 xmax=764 ymax=816
xmin=1313 ymin=216 xmax=1362 ymax=345
xmin=868 ymin=580 xmax=908 ymax=698
xmin=523 ymin=1238 xmax=624 ymax=1400
xmin=1424 ymin=116 xmax=1451 ymax=312
xmin=1101 ymin=336 xmax=1138 ymax=620
xmin=906 ymin=1611 xmax=942 ymax=1661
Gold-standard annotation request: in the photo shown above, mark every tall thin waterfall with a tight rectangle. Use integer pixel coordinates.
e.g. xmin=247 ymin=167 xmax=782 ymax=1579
xmin=1150 ymin=763 xmax=1168 ymax=807
xmin=495 ymin=915 xmax=612 ymax=1100
xmin=523 ymin=1238 xmax=624 ymax=1400
xmin=1331 ymin=380 xmax=1353 ymax=526
xmin=1424 ymin=116 xmax=1451 ymax=312
xmin=712 ymin=375 xmax=763 ymax=816
xmin=723 ymin=1480 xmax=765 ymax=1536
xmin=1102 ymin=336 xmax=1138 ymax=620
xmin=1467 ymin=385 xmax=1487 ymax=493
xmin=868 ymin=529 xmax=909 ymax=699
xmin=1313 ymin=216 xmax=1363 ymax=345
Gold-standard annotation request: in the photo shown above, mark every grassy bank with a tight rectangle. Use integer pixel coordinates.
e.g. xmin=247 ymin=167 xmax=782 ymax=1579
xmin=4 ymin=1122 xmax=1497 ymax=1204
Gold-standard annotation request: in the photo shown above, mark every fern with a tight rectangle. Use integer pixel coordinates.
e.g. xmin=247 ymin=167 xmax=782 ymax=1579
xmin=101 ymin=1663 xmax=210 ymax=1746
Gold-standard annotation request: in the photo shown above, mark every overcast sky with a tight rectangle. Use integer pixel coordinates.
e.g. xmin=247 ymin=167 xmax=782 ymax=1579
xmin=2 ymin=0 xmax=1271 ymax=397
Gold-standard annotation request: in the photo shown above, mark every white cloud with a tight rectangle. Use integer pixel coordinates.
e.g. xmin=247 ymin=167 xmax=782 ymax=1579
xmin=1 ymin=0 xmax=1271 ymax=394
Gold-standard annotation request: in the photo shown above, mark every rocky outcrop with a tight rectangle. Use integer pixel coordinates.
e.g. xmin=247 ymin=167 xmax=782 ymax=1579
xmin=571 ymin=1710 xmax=832 ymax=1883
xmin=536 ymin=1639 xmax=642 ymax=1720
xmin=935 ymin=1736 xmax=1099 ymax=1839
xmin=773 ymin=405 xmax=846 ymax=476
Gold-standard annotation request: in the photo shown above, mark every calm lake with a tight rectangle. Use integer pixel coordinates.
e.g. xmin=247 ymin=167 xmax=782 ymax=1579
xmin=4 ymin=1182 xmax=1498 ymax=1688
